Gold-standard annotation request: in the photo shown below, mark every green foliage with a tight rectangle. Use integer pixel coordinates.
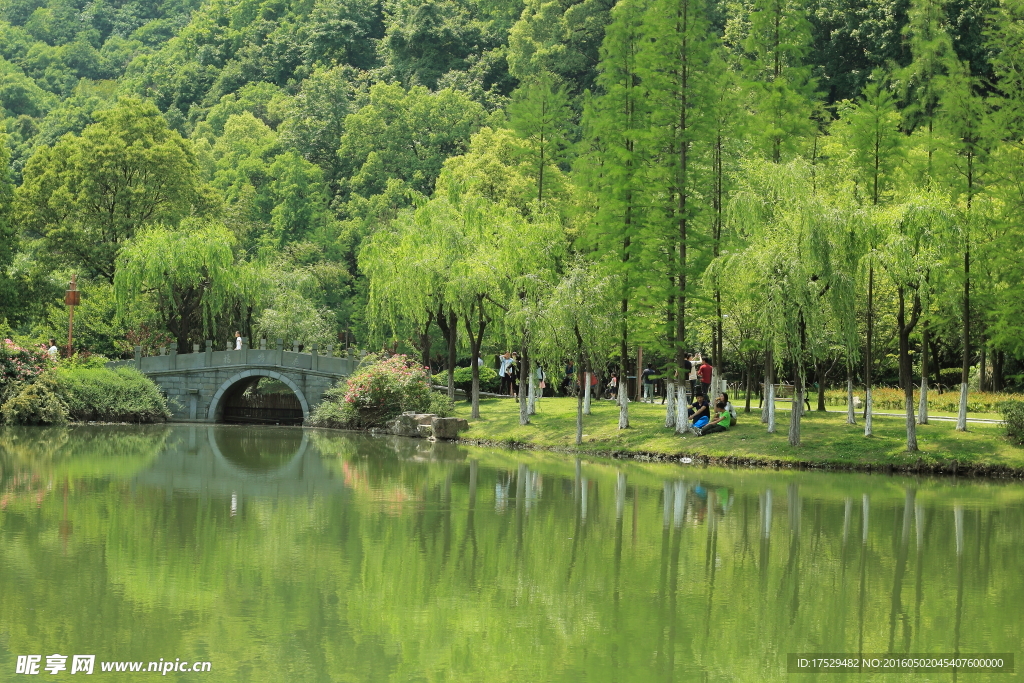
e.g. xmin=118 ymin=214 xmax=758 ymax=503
xmin=114 ymin=222 xmax=236 ymax=352
xmin=1002 ymin=399 xmax=1024 ymax=444
xmin=428 ymin=391 xmax=456 ymax=417
xmin=337 ymin=83 xmax=487 ymax=200
xmin=311 ymin=353 xmax=433 ymax=428
xmin=822 ymin=387 xmax=1024 ymax=413
xmin=51 ymin=365 xmax=170 ymax=422
xmin=0 ymin=376 xmax=68 ymax=425
xmin=432 ymin=365 xmax=500 ymax=392
xmin=15 ymin=98 xmax=214 ymax=281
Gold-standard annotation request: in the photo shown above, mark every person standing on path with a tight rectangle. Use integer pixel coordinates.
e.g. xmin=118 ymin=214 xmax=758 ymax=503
xmin=499 ymin=352 xmax=512 ymax=396
xmin=234 ymin=331 xmax=242 ymax=351
xmin=641 ymin=364 xmax=656 ymax=403
xmin=688 ymin=353 xmax=700 ymax=397
xmin=699 ymin=357 xmax=713 ymax=397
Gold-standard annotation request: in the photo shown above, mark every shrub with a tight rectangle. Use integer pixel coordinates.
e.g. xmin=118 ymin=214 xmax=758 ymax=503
xmin=311 ymin=354 xmax=432 ymax=429
xmin=822 ymin=387 xmax=1024 ymax=414
xmin=1 ymin=378 xmax=69 ymax=425
xmin=1002 ymin=400 xmax=1024 ymax=445
xmin=429 ymin=392 xmax=456 ymax=417
xmin=0 ymin=338 xmax=52 ymax=404
xmin=431 ymin=366 xmax=500 ymax=393
xmin=53 ymin=366 xmax=170 ymax=422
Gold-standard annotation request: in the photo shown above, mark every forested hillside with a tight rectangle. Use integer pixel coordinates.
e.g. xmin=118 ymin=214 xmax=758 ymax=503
xmin=1 ymin=0 xmax=1023 ymax=447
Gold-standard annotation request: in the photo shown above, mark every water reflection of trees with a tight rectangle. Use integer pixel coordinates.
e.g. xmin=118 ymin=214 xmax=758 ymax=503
xmin=2 ymin=431 xmax=1024 ymax=681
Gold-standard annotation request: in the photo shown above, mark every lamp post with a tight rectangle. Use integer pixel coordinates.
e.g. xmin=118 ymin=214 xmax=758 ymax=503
xmin=65 ymin=275 xmax=80 ymax=358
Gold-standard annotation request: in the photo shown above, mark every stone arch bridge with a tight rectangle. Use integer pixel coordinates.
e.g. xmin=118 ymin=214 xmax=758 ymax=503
xmin=108 ymin=341 xmax=357 ymax=423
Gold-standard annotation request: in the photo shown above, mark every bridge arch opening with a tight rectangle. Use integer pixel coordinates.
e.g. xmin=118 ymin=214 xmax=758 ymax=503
xmin=208 ymin=370 xmax=309 ymax=425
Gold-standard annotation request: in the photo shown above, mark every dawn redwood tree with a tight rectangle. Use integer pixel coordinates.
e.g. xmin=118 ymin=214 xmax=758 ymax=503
xmin=938 ymin=60 xmax=991 ymax=431
xmin=582 ymin=0 xmax=651 ymax=429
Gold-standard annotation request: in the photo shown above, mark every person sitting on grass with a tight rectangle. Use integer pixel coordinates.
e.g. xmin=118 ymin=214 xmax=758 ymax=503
xmin=717 ymin=392 xmax=738 ymax=424
xmin=690 ymin=395 xmax=711 ymax=430
xmin=693 ymin=400 xmax=732 ymax=436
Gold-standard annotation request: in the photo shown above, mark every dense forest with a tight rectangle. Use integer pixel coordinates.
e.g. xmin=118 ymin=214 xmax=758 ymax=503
xmin=1 ymin=0 xmax=1023 ymax=447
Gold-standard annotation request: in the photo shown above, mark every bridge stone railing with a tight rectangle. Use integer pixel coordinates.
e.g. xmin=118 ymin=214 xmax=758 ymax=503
xmin=108 ymin=339 xmax=358 ymax=423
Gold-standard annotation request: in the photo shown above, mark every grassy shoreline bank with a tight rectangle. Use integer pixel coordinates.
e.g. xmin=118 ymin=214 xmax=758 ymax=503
xmin=451 ymin=396 xmax=1024 ymax=477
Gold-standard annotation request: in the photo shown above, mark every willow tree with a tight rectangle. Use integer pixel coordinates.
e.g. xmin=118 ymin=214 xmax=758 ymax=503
xmin=876 ymin=195 xmax=950 ymax=452
xmin=732 ymin=160 xmax=860 ymax=446
xmin=832 ymin=75 xmax=904 ymax=436
xmin=360 ymin=199 xmax=466 ymax=398
xmin=114 ymin=222 xmax=235 ymax=353
xmin=534 ymin=258 xmax=616 ymax=445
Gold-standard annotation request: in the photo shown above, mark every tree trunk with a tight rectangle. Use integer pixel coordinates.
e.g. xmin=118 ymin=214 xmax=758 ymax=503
xmin=994 ymin=351 xmax=1004 ymax=392
xmin=847 ymin=374 xmax=856 ymax=425
xmin=816 ymin=361 xmax=826 ymax=412
xmin=438 ymin=309 xmax=458 ymax=400
xmin=918 ymin=323 xmax=929 ymax=425
xmin=897 ymin=287 xmax=918 ymax=452
xmin=761 ymin=346 xmax=773 ymax=424
xmin=957 ymin=238 xmax=970 ymax=432
xmin=788 ymin=381 xmax=803 ymax=446
xmin=527 ymin=367 xmax=537 ymax=416
xmin=583 ymin=371 xmax=592 ymax=416
xmin=980 ymin=345 xmax=987 ymax=393
xmin=744 ymin=363 xmax=752 ymax=413
xmin=675 ymin=384 xmax=688 ymax=434
xmin=767 ymin=383 xmax=776 ymax=434
xmin=864 ymin=387 xmax=873 ymax=437
xmin=519 ymin=353 xmax=530 ymax=425
xmin=864 ymin=264 xmax=873 ymax=434
xmin=665 ymin=381 xmax=676 ymax=428
xmin=576 ymin=382 xmax=584 ymax=446
xmin=618 ymin=375 xmax=630 ymax=429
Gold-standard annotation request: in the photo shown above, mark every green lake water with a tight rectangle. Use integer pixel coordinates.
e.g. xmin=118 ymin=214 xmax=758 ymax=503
xmin=1 ymin=425 xmax=1021 ymax=682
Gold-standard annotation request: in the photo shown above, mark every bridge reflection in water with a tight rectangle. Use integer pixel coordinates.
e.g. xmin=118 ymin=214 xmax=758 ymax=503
xmin=131 ymin=426 xmax=344 ymax=499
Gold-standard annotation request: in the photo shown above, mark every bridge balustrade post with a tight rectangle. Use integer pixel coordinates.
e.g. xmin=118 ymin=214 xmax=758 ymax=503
xmin=205 ymin=340 xmax=212 ymax=367
xmin=259 ymin=338 xmax=266 ymax=350
xmin=134 ymin=346 xmax=142 ymax=370
xmin=276 ymin=339 xmax=283 ymax=367
xmin=241 ymin=337 xmax=249 ymax=364
xmin=292 ymin=341 xmax=299 ymax=353
xmin=193 ymin=343 xmax=200 ymax=354
xmin=326 ymin=345 xmax=334 ymax=358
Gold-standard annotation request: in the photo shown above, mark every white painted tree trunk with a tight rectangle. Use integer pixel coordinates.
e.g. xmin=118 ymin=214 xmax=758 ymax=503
xmin=846 ymin=378 xmax=856 ymax=425
xmin=766 ymin=383 xmax=776 ymax=433
xmin=527 ymin=371 xmax=537 ymax=416
xmin=583 ymin=372 xmax=592 ymax=415
xmin=905 ymin=390 xmax=918 ymax=452
xmin=618 ymin=380 xmax=630 ymax=429
xmin=917 ymin=376 xmax=929 ymax=425
xmin=664 ymin=381 xmax=676 ymax=428
xmin=956 ymin=382 xmax=968 ymax=431
xmin=675 ymin=384 xmax=689 ymax=434
xmin=864 ymin=387 xmax=873 ymax=436
xmin=761 ymin=374 xmax=770 ymax=424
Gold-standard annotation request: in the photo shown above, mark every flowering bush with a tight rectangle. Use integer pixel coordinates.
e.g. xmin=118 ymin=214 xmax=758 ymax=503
xmin=0 ymin=339 xmax=52 ymax=404
xmin=311 ymin=354 xmax=433 ymax=428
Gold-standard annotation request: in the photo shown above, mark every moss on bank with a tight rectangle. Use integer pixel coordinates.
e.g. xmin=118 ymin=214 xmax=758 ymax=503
xmin=451 ymin=397 xmax=1024 ymax=477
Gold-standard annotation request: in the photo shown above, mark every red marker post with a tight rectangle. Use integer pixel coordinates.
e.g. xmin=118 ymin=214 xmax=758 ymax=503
xmin=65 ymin=275 xmax=80 ymax=358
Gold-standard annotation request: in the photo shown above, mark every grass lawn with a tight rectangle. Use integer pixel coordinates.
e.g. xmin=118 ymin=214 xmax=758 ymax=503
xmin=453 ymin=396 xmax=1024 ymax=472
